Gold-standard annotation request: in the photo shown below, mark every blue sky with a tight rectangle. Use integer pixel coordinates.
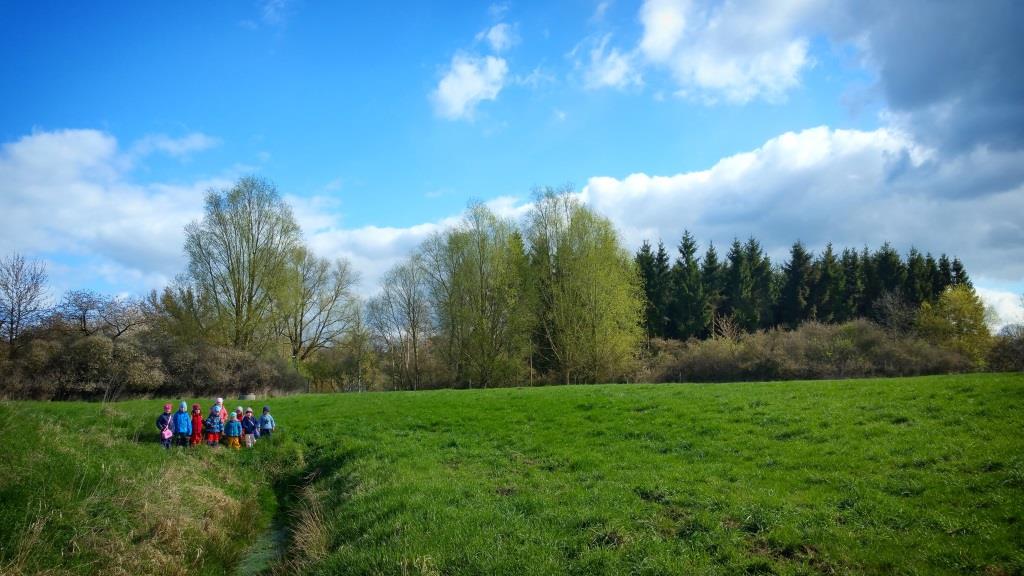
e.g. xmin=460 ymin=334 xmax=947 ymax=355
xmin=1 ymin=0 xmax=1022 ymax=325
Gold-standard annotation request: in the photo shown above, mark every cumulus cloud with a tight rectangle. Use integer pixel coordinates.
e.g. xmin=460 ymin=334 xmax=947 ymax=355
xmin=432 ymin=54 xmax=509 ymax=120
xmin=0 ymin=128 xmax=538 ymax=300
xmin=4 ymin=125 xmax=1022 ymax=325
xmin=0 ymin=129 xmax=234 ymax=295
xmin=581 ymin=35 xmax=642 ymax=90
xmin=977 ymin=288 xmax=1024 ymax=332
xmin=624 ymin=0 xmax=1024 ymax=147
xmin=577 ymin=125 xmax=1024 ymax=324
xmin=581 ymin=126 xmax=1024 ymax=275
xmin=829 ymin=0 xmax=1024 ymax=152
xmin=638 ymin=0 xmax=816 ymax=103
xmin=302 ymin=196 xmax=537 ymax=296
xmin=305 ymin=219 xmax=461 ymax=296
xmin=638 ymin=0 xmax=686 ymax=62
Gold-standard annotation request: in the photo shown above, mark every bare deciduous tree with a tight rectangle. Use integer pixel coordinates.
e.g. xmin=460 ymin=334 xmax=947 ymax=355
xmin=60 ymin=289 xmax=104 ymax=335
xmin=276 ymin=248 xmax=360 ymax=363
xmin=99 ymin=296 xmax=146 ymax=340
xmin=0 ymin=253 xmax=48 ymax=349
xmin=366 ymin=260 xmax=430 ymax=389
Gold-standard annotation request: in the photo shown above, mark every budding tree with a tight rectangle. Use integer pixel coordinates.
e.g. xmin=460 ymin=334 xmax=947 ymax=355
xmin=183 ymin=176 xmax=301 ymax=352
xmin=276 ymin=247 xmax=360 ymax=363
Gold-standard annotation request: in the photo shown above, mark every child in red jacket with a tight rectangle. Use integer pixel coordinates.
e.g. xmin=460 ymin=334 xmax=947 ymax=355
xmin=189 ymin=403 xmax=204 ymax=446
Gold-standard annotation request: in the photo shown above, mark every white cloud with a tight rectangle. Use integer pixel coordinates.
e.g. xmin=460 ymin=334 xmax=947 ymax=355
xmin=638 ymin=0 xmax=817 ymax=103
xmin=431 ymin=54 xmax=509 ymax=120
xmin=576 ymin=125 xmax=1024 ymax=324
xmin=132 ymin=132 xmax=220 ymax=159
xmin=0 ymin=129 xmax=232 ymax=295
xmin=302 ymin=197 xmax=537 ymax=296
xmin=284 ymin=194 xmax=344 ymax=237
xmin=305 ymin=219 xmax=460 ymax=296
xmin=477 ymin=23 xmax=518 ymax=53
xmin=638 ymin=0 xmax=687 ymax=62
xmin=582 ymin=35 xmax=642 ymax=90
xmin=6 ymin=125 xmax=1022 ymax=327
xmin=977 ymin=287 xmax=1024 ymax=332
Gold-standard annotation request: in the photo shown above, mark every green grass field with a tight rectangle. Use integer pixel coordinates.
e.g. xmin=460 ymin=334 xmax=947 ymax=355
xmin=2 ymin=374 xmax=1023 ymax=575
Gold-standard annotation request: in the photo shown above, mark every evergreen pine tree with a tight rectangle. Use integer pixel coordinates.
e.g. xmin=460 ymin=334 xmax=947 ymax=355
xmin=701 ymin=242 xmax=724 ymax=337
xmin=651 ymin=241 xmax=672 ymax=337
xmin=936 ymin=254 xmax=953 ymax=296
xmin=669 ymin=230 xmax=706 ymax=340
xmin=744 ymin=237 xmax=775 ymax=330
xmin=951 ymin=257 xmax=972 ymax=289
xmin=903 ymin=247 xmax=930 ymax=306
xmin=865 ymin=243 xmax=906 ymax=319
xmin=777 ymin=241 xmax=814 ymax=328
xmin=810 ymin=242 xmax=843 ymax=323
xmin=858 ymin=246 xmax=874 ymax=317
xmin=838 ymin=248 xmax=863 ymax=322
xmin=724 ymin=239 xmax=755 ymax=331
xmin=924 ymin=253 xmax=939 ymax=302
xmin=634 ymin=241 xmax=658 ymax=339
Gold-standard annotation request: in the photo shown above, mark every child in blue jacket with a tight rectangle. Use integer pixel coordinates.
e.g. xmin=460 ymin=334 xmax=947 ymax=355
xmin=259 ymin=406 xmax=276 ymax=438
xmin=204 ymin=405 xmax=224 ymax=447
xmin=240 ymin=407 xmax=258 ymax=448
xmin=171 ymin=401 xmax=192 ymax=447
xmin=224 ymin=412 xmax=243 ymax=450
xmin=156 ymin=403 xmax=173 ymax=449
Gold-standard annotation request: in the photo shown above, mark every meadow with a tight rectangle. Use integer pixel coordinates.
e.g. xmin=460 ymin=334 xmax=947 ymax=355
xmin=1 ymin=373 xmax=1022 ymax=575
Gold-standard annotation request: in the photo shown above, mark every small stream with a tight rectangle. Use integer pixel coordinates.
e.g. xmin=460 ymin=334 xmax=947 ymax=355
xmin=235 ymin=524 xmax=289 ymax=575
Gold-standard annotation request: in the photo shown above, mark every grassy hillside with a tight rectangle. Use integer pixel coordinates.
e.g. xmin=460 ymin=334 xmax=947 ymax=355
xmin=2 ymin=374 xmax=1023 ymax=575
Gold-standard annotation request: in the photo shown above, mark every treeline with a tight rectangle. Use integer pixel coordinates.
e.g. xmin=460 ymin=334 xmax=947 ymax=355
xmin=632 ymin=233 xmax=1017 ymax=376
xmin=0 ymin=180 xmax=644 ymax=398
xmin=0 ymin=177 xmax=338 ymax=399
xmin=1 ymin=177 xmax=1021 ymax=399
xmin=635 ymin=233 xmax=972 ymax=340
xmin=363 ymin=190 xmax=643 ymax=389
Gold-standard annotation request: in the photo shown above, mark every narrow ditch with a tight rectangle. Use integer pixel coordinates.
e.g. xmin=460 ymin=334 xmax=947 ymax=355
xmin=235 ymin=441 xmax=357 ymax=575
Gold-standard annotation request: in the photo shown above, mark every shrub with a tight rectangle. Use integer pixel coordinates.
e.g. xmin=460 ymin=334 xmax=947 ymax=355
xmin=989 ymin=324 xmax=1024 ymax=372
xmin=646 ymin=320 xmax=971 ymax=383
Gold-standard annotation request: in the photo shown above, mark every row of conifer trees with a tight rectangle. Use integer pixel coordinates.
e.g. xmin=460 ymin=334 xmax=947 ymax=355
xmin=634 ymin=232 xmax=971 ymax=340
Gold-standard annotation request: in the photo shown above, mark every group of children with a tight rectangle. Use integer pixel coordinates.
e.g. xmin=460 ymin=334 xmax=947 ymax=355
xmin=156 ymin=397 xmax=276 ymax=450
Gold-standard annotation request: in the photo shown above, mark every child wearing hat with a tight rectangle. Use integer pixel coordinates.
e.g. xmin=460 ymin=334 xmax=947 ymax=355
xmin=172 ymin=401 xmax=192 ymax=447
xmin=189 ymin=403 xmax=204 ymax=446
xmin=224 ymin=412 xmax=243 ymax=450
xmin=216 ymin=397 xmax=229 ymax=446
xmin=240 ymin=407 xmax=258 ymax=448
xmin=259 ymin=406 xmax=276 ymax=438
xmin=156 ymin=404 xmax=173 ymax=449
xmin=205 ymin=405 xmax=224 ymax=447
xmin=216 ymin=398 xmax=228 ymax=425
